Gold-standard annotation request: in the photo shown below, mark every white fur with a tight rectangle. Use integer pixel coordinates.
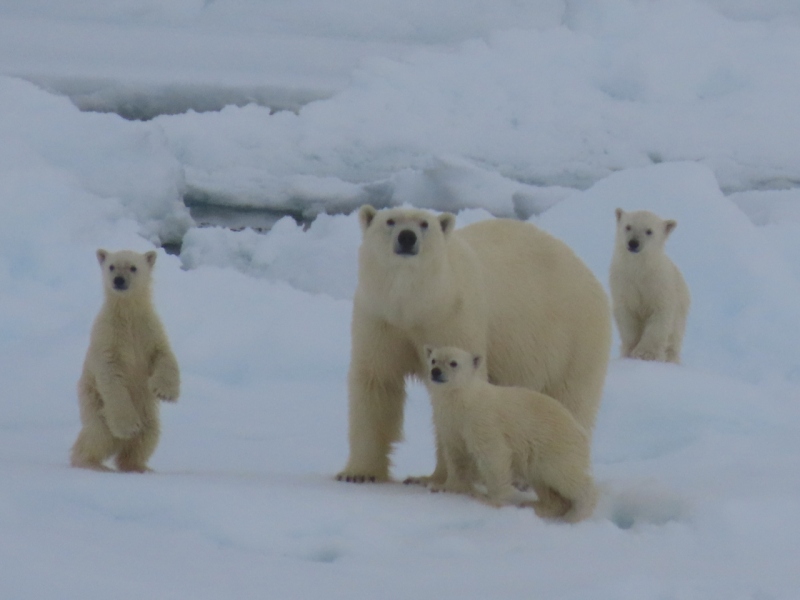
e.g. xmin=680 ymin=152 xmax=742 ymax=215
xmin=610 ymin=209 xmax=691 ymax=363
xmin=337 ymin=206 xmax=611 ymax=483
xmin=423 ymin=346 xmax=597 ymax=523
xmin=70 ymin=249 xmax=180 ymax=472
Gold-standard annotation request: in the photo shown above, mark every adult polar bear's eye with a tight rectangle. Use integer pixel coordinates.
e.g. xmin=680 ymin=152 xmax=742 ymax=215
xmin=450 ymin=361 xmax=458 ymax=368
xmin=646 ymin=229 xmax=653 ymax=236
xmin=386 ymin=219 xmax=395 ymax=227
xmin=130 ymin=266 xmax=137 ymax=273
xmin=420 ymin=221 xmax=429 ymax=230
xmin=109 ymin=265 xmax=115 ymax=271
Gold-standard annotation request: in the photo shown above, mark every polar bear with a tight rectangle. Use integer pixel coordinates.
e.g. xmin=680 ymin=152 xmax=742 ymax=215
xmin=337 ymin=205 xmax=611 ymax=484
xmin=423 ymin=346 xmax=597 ymax=522
xmin=610 ymin=209 xmax=690 ymax=363
xmin=70 ymin=249 xmax=180 ymax=472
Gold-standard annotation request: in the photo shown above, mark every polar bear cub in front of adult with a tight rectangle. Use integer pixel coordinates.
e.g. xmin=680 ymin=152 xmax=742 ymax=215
xmin=423 ymin=346 xmax=597 ymax=523
xmin=610 ymin=209 xmax=690 ymax=364
xmin=70 ymin=249 xmax=180 ymax=472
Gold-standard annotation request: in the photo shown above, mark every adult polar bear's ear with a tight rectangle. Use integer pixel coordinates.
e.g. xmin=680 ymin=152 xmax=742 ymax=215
xmin=358 ymin=205 xmax=378 ymax=233
xmin=615 ymin=208 xmax=625 ymax=223
xmin=96 ymin=249 xmax=108 ymax=265
xmin=438 ymin=213 xmax=456 ymax=236
xmin=664 ymin=219 xmax=677 ymax=237
xmin=144 ymin=250 xmax=157 ymax=268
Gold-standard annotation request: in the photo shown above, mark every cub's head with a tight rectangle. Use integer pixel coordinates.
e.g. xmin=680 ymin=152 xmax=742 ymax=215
xmin=424 ymin=345 xmax=481 ymax=388
xmin=615 ymin=209 xmax=676 ymax=256
xmin=357 ymin=205 xmax=456 ymax=263
xmin=97 ymin=249 xmax=156 ymax=296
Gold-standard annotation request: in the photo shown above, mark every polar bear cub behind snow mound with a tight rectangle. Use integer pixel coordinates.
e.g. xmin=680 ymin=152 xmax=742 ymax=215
xmin=423 ymin=345 xmax=597 ymax=523
xmin=610 ymin=209 xmax=690 ymax=364
xmin=71 ymin=249 xmax=180 ymax=472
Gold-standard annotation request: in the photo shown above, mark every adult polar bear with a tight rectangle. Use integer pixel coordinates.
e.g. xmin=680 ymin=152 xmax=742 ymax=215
xmin=337 ymin=206 xmax=611 ymax=484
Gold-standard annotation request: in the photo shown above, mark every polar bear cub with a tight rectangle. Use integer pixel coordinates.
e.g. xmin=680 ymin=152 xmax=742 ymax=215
xmin=70 ymin=249 xmax=180 ymax=472
xmin=423 ymin=346 xmax=597 ymax=523
xmin=610 ymin=209 xmax=690 ymax=364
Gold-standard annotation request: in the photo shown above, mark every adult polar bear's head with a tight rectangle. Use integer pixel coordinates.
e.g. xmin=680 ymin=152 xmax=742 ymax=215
xmin=355 ymin=206 xmax=459 ymax=323
xmin=358 ymin=205 xmax=456 ymax=259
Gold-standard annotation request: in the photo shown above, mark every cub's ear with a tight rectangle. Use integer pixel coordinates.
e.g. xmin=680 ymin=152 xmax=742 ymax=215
xmin=144 ymin=250 xmax=157 ymax=268
xmin=615 ymin=208 xmax=624 ymax=223
xmin=96 ymin=249 xmax=108 ymax=265
xmin=664 ymin=220 xmax=677 ymax=237
xmin=424 ymin=345 xmax=433 ymax=359
xmin=358 ymin=205 xmax=378 ymax=233
xmin=438 ymin=213 xmax=456 ymax=236
xmin=473 ymin=355 xmax=482 ymax=369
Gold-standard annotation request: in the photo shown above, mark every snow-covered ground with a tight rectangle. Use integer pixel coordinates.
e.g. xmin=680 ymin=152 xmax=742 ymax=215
xmin=2 ymin=1 xmax=800 ymax=598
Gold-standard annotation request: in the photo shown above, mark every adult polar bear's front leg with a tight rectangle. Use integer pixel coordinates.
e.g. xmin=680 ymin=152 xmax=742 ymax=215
xmin=337 ymin=311 xmax=419 ymax=483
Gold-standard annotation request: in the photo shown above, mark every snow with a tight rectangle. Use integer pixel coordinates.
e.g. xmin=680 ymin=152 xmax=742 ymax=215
xmin=2 ymin=0 xmax=800 ymax=598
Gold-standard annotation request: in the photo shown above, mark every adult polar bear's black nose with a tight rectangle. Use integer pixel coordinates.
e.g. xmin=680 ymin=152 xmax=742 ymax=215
xmin=113 ymin=276 xmax=127 ymax=290
xmin=396 ymin=229 xmax=418 ymax=255
xmin=430 ymin=367 xmax=444 ymax=382
xmin=627 ymin=239 xmax=640 ymax=253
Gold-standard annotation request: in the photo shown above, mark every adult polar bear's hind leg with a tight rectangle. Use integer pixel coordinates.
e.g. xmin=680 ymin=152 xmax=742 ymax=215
xmin=338 ymin=206 xmax=611 ymax=484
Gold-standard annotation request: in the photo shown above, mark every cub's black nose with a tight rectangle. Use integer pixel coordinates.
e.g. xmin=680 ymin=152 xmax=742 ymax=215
xmin=627 ymin=239 xmax=640 ymax=253
xmin=396 ymin=229 xmax=417 ymax=254
xmin=113 ymin=276 xmax=127 ymax=290
xmin=431 ymin=367 xmax=443 ymax=383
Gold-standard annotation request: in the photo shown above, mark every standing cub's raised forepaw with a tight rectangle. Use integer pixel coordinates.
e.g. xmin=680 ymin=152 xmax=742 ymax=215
xmin=150 ymin=376 xmax=180 ymax=402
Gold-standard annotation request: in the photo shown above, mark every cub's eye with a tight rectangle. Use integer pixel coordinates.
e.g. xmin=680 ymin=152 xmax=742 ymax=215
xmin=625 ymin=225 xmax=631 ymax=231
xmin=646 ymin=229 xmax=653 ymax=236
xmin=109 ymin=265 xmax=115 ymax=271
xmin=420 ymin=221 xmax=429 ymax=230
xmin=431 ymin=359 xmax=437 ymax=365
xmin=450 ymin=361 xmax=458 ymax=368
xmin=386 ymin=219 xmax=395 ymax=227
xmin=130 ymin=266 xmax=137 ymax=273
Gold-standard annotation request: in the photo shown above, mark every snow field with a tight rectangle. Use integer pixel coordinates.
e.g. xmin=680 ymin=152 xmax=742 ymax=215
xmin=2 ymin=0 xmax=800 ymax=598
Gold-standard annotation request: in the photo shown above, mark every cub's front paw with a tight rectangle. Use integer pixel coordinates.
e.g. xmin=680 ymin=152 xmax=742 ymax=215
xmin=150 ymin=375 xmax=180 ymax=402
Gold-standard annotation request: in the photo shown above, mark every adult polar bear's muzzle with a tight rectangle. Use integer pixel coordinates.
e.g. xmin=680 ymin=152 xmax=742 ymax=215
xmin=394 ymin=229 xmax=420 ymax=256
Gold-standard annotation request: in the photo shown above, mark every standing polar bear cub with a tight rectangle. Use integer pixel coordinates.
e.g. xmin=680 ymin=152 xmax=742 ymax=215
xmin=610 ymin=209 xmax=690 ymax=363
xmin=424 ymin=346 xmax=597 ymax=523
xmin=337 ymin=205 xmax=611 ymax=484
xmin=71 ymin=249 xmax=180 ymax=472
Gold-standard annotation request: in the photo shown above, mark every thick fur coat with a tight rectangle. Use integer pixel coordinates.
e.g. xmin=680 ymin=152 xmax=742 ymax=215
xmin=610 ymin=209 xmax=690 ymax=363
xmin=71 ymin=249 xmax=180 ymax=472
xmin=423 ymin=346 xmax=597 ymax=523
